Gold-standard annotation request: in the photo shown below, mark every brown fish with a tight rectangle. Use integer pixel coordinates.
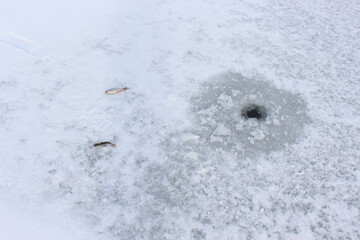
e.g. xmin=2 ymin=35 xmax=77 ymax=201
xmin=93 ymin=141 xmax=116 ymax=147
xmin=105 ymin=87 xmax=129 ymax=95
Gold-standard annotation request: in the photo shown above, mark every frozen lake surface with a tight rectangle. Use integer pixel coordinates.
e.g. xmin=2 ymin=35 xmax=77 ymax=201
xmin=0 ymin=0 xmax=359 ymax=239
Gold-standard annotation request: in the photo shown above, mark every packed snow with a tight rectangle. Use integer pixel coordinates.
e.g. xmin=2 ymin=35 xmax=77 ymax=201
xmin=0 ymin=0 xmax=359 ymax=239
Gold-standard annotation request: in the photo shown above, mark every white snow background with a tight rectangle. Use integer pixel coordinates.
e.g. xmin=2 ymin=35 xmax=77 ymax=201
xmin=0 ymin=0 xmax=359 ymax=239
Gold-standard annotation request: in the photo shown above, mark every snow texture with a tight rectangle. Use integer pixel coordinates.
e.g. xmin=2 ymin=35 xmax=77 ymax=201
xmin=0 ymin=0 xmax=359 ymax=240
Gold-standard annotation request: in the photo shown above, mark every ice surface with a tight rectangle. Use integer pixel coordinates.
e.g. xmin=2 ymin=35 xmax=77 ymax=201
xmin=0 ymin=0 xmax=359 ymax=240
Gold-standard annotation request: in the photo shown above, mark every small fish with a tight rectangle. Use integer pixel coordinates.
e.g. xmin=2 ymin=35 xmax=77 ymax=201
xmin=93 ymin=141 xmax=116 ymax=147
xmin=105 ymin=87 xmax=129 ymax=95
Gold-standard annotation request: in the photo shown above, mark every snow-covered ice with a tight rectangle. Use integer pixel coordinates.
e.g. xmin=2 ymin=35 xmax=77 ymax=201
xmin=0 ymin=0 xmax=359 ymax=239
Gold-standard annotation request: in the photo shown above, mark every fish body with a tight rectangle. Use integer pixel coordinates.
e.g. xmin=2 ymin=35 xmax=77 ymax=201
xmin=105 ymin=87 xmax=129 ymax=95
xmin=93 ymin=141 xmax=116 ymax=147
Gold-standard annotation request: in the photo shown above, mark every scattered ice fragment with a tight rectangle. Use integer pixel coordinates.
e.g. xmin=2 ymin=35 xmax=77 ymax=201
xmin=250 ymin=129 xmax=266 ymax=140
xmin=184 ymin=152 xmax=198 ymax=161
xmin=213 ymin=124 xmax=231 ymax=136
xmin=210 ymin=135 xmax=223 ymax=142
xmin=217 ymin=94 xmax=233 ymax=108
xmin=180 ymin=133 xmax=200 ymax=142
xmin=235 ymin=123 xmax=244 ymax=131
xmin=273 ymin=119 xmax=280 ymax=126
xmin=231 ymin=90 xmax=241 ymax=96
xmin=249 ymin=94 xmax=257 ymax=100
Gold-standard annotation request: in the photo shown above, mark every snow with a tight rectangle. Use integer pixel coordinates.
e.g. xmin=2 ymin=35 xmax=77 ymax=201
xmin=1 ymin=0 xmax=360 ymax=239
xmin=0 ymin=201 xmax=96 ymax=240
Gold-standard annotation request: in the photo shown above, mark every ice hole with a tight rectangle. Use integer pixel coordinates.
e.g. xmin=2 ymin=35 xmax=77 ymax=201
xmin=241 ymin=104 xmax=267 ymax=120
xmin=190 ymin=72 xmax=311 ymax=155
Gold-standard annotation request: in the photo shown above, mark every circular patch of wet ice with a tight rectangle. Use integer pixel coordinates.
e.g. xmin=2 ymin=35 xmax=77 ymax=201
xmin=191 ymin=72 xmax=310 ymax=156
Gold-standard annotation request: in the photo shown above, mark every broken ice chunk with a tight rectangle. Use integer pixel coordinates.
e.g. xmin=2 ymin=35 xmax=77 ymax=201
xmin=235 ymin=123 xmax=244 ymax=131
xmin=217 ymin=94 xmax=233 ymax=108
xmin=250 ymin=129 xmax=266 ymax=140
xmin=180 ymin=133 xmax=200 ymax=142
xmin=273 ymin=119 xmax=280 ymax=126
xmin=210 ymin=135 xmax=224 ymax=142
xmin=231 ymin=90 xmax=241 ymax=96
xmin=213 ymin=124 xmax=231 ymax=136
xmin=184 ymin=152 xmax=199 ymax=161
xmin=248 ymin=94 xmax=257 ymax=100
